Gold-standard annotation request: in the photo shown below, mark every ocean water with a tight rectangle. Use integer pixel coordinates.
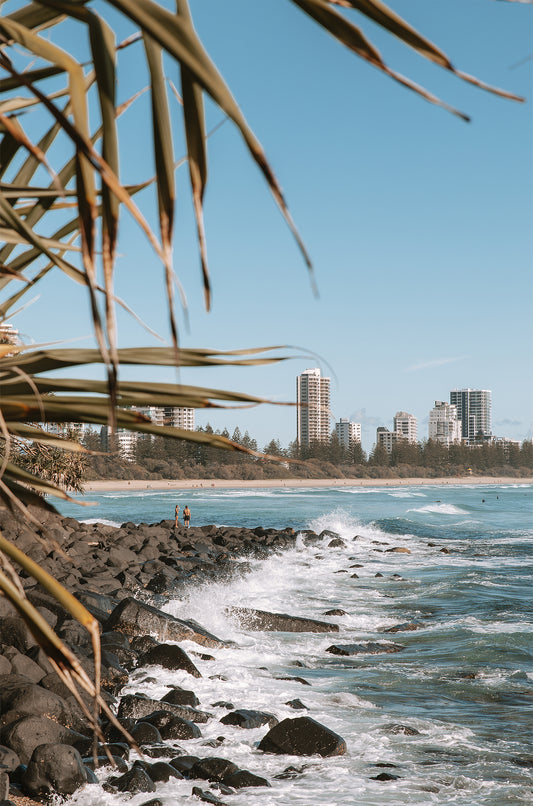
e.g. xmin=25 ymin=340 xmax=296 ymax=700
xmin=56 ymin=483 xmax=533 ymax=806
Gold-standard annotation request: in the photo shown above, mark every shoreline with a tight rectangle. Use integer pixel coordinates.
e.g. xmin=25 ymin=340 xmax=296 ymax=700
xmin=83 ymin=476 xmax=533 ymax=493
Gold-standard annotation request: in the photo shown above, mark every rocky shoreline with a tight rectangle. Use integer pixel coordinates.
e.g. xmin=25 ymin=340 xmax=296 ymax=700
xmin=0 ymin=504 xmax=348 ymax=804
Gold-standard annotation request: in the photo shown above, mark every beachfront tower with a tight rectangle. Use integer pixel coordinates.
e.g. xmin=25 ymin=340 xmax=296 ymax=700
xmin=393 ymin=411 xmax=418 ymax=443
xmin=336 ymin=418 xmax=362 ymax=451
xmin=296 ymin=368 xmax=331 ymax=448
xmin=450 ymin=388 xmax=492 ymax=444
xmin=428 ymin=401 xmax=462 ymax=446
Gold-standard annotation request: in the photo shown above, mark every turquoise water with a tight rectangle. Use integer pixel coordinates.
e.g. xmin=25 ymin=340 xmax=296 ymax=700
xmin=58 ymin=483 xmax=533 ymax=805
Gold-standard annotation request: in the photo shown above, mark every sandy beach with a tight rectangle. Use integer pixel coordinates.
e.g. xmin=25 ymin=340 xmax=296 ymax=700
xmin=84 ymin=476 xmax=533 ymax=493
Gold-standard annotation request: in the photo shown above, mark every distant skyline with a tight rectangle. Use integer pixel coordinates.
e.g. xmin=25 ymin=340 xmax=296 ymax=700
xmin=8 ymin=2 xmax=533 ymax=454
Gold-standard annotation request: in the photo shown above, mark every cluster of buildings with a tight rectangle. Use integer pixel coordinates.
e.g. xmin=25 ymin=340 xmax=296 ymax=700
xmin=296 ymin=368 xmax=520 ymax=455
xmin=101 ymin=406 xmax=195 ymax=460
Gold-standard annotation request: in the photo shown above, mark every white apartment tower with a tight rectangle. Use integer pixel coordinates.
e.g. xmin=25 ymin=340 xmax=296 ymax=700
xmin=336 ymin=418 xmax=362 ymax=451
xmin=393 ymin=411 xmax=418 ymax=443
xmin=163 ymin=406 xmax=195 ymax=430
xmin=428 ymin=401 xmax=462 ymax=446
xmin=450 ymin=388 xmax=492 ymax=444
xmin=296 ymin=368 xmax=331 ymax=448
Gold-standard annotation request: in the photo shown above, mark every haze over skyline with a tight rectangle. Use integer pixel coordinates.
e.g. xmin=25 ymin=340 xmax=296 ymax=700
xmin=10 ymin=1 xmax=533 ymax=453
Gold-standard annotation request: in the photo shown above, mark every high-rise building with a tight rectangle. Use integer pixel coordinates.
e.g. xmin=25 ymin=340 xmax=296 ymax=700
xmin=163 ymin=406 xmax=195 ymax=430
xmin=450 ymin=388 xmax=492 ymax=444
xmin=296 ymin=368 xmax=331 ymax=448
xmin=376 ymin=426 xmax=401 ymax=454
xmin=428 ymin=401 xmax=462 ymax=446
xmin=335 ymin=418 xmax=361 ymax=451
xmin=393 ymin=411 xmax=418 ymax=443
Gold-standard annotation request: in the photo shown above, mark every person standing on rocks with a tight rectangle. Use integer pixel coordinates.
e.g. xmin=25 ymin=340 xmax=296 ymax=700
xmin=174 ymin=504 xmax=180 ymax=527
xmin=183 ymin=505 xmax=191 ymax=528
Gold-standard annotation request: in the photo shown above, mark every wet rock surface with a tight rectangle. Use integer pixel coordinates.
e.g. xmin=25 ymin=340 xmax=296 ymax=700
xmin=0 ymin=505 xmax=357 ymax=801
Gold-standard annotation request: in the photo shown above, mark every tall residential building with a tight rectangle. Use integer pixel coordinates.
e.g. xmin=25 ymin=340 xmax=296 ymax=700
xmin=296 ymin=368 xmax=331 ymax=448
xmin=163 ymin=406 xmax=195 ymax=430
xmin=335 ymin=418 xmax=361 ymax=451
xmin=393 ymin=411 xmax=418 ymax=443
xmin=450 ymin=388 xmax=492 ymax=444
xmin=376 ymin=427 xmax=401 ymax=454
xmin=428 ymin=401 xmax=462 ymax=446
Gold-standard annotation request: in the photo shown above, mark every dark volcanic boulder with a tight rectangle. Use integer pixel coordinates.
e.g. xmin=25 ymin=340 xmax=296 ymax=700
xmin=0 ymin=716 xmax=89 ymax=765
xmin=190 ymin=756 xmax=239 ymax=782
xmin=326 ymin=642 xmax=404 ymax=656
xmin=224 ymin=769 xmax=271 ymax=788
xmin=139 ymin=644 xmax=201 ymax=678
xmin=226 ymin=607 xmax=338 ymax=633
xmin=22 ymin=743 xmax=89 ymax=797
xmin=161 ymin=687 xmax=199 ymax=707
xmin=191 ymin=786 xmax=228 ymax=806
xmin=105 ymin=598 xmax=225 ymax=648
xmin=130 ymin=722 xmax=163 ymax=746
xmin=140 ymin=711 xmax=202 ymax=740
xmin=114 ymin=763 xmax=156 ymax=794
xmin=219 ymin=709 xmax=278 ymax=730
xmin=117 ymin=694 xmax=210 ymax=724
xmin=0 ymin=745 xmax=20 ymax=772
xmin=147 ymin=761 xmax=184 ymax=782
xmin=0 ymin=683 xmax=73 ymax=728
xmin=258 ymin=717 xmax=346 ymax=757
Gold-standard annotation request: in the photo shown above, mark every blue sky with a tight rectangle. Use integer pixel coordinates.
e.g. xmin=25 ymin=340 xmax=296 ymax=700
xmin=9 ymin=0 xmax=533 ymax=452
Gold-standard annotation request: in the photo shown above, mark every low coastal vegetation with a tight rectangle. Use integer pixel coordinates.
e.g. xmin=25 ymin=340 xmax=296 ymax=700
xmin=81 ymin=426 xmax=533 ymax=484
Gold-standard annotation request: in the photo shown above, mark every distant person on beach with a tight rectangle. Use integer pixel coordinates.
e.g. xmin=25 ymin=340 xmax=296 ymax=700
xmin=183 ymin=506 xmax=191 ymax=528
xmin=174 ymin=504 xmax=180 ymax=527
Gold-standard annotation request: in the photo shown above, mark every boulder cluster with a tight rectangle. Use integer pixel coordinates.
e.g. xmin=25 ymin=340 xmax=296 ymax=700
xmin=0 ymin=505 xmax=348 ymax=804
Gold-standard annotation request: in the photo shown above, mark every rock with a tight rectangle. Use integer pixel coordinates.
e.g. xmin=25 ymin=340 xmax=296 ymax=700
xmin=130 ymin=722 xmax=163 ymax=746
xmin=328 ymin=538 xmax=346 ymax=548
xmin=273 ymin=764 xmax=306 ymax=779
xmin=139 ymin=644 xmax=201 ymax=678
xmin=130 ymin=635 xmax=159 ymax=655
xmin=117 ymin=694 xmax=210 ymax=724
xmin=258 ymin=717 xmax=346 ymax=757
xmin=23 ymin=743 xmax=89 ymax=797
xmin=191 ymin=786 xmax=228 ymax=805
xmin=0 ymin=745 xmax=19 ymax=772
xmin=190 ymin=757 xmax=239 ymax=782
xmin=224 ymin=769 xmax=271 ymax=788
xmin=219 ymin=709 xmax=278 ymax=729
xmin=106 ymin=598 xmax=225 ymax=648
xmin=0 ymin=617 xmax=37 ymax=653
xmin=371 ymin=772 xmax=400 ymax=780
xmin=169 ymin=755 xmax=200 ymax=774
xmin=384 ymin=723 xmax=420 ymax=736
xmin=275 ymin=676 xmax=311 ymax=686
xmin=147 ymin=761 xmax=184 ymax=782
xmin=5 ymin=652 xmax=44 ymax=683
xmin=0 ymin=683 xmax=73 ymax=728
xmin=0 ymin=658 xmax=11 ymax=677
xmin=285 ymin=699 xmax=308 ymax=710
xmin=385 ymin=547 xmax=411 ymax=554
xmin=114 ymin=762 xmax=156 ymax=794
xmin=140 ymin=711 xmax=202 ymax=740
xmin=382 ymin=621 xmax=425 ymax=633
xmin=326 ymin=642 xmax=404 ymax=656
xmin=142 ymin=744 xmax=183 ymax=758
xmin=226 ymin=607 xmax=338 ymax=633
xmin=138 ymin=800 xmax=163 ymax=806
xmin=161 ymin=687 xmax=199 ymax=707
xmin=0 ymin=772 xmax=8 ymax=801
xmin=0 ymin=716 xmax=89 ymax=765
xmin=323 ymin=609 xmax=347 ymax=616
